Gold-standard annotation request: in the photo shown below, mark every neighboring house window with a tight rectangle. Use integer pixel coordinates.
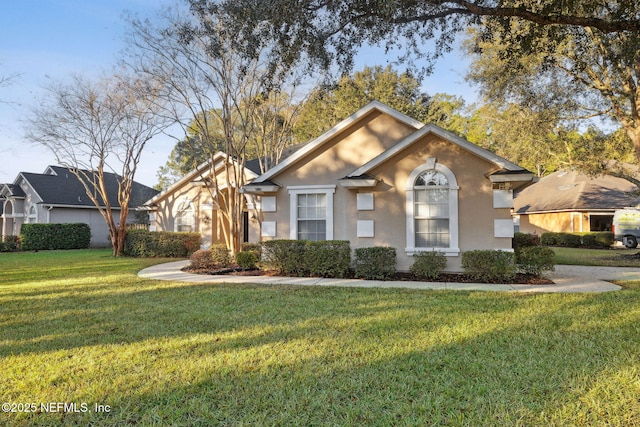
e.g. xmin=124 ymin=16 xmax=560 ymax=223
xmin=176 ymin=201 xmax=195 ymax=232
xmin=406 ymin=159 xmax=459 ymax=255
xmin=288 ymin=185 xmax=335 ymax=241
xmin=26 ymin=205 xmax=37 ymax=224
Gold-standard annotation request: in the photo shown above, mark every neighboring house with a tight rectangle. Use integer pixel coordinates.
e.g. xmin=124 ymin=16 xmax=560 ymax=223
xmin=514 ymin=169 xmax=640 ymax=234
xmin=243 ymin=101 xmax=535 ymax=272
xmin=143 ymin=152 xmax=260 ymax=249
xmin=0 ymin=166 xmax=159 ymax=247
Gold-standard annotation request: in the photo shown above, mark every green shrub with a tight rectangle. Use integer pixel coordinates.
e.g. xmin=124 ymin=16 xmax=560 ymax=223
xmin=541 ymin=231 xmax=614 ymax=248
xmin=190 ymin=250 xmax=215 ymax=269
xmin=513 ymin=232 xmax=540 ymax=251
xmin=304 ymin=240 xmax=351 ymax=278
xmin=516 ymin=246 xmax=555 ymax=276
xmin=540 ymin=232 xmax=559 ymax=246
xmin=236 ymin=251 xmax=259 ymax=269
xmin=354 ymin=246 xmax=396 ymax=280
xmin=410 ymin=251 xmax=447 ymax=280
xmin=210 ymin=244 xmax=232 ymax=267
xmin=124 ymin=230 xmax=201 ymax=257
xmin=241 ymin=243 xmax=262 ymax=256
xmin=561 ymin=233 xmax=583 ymax=248
xmin=462 ymin=250 xmax=516 ymax=282
xmin=578 ymin=232 xmax=615 ymax=248
xmin=0 ymin=235 xmax=19 ymax=252
xmin=261 ymin=240 xmax=351 ymax=277
xmin=541 ymin=232 xmax=582 ymax=248
xmin=262 ymin=240 xmax=307 ymax=276
xmin=20 ymin=223 xmax=90 ymax=251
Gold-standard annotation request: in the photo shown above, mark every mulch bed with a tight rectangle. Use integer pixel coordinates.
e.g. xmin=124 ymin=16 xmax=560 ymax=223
xmin=182 ymin=265 xmax=554 ymax=285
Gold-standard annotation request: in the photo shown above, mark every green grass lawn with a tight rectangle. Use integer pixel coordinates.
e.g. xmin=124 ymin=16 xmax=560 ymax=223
xmin=553 ymin=247 xmax=640 ymax=267
xmin=1 ymin=249 xmax=640 ymax=426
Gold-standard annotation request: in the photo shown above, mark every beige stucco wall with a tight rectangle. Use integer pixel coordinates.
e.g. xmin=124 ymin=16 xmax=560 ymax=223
xmin=259 ymin=115 xmax=514 ymax=272
xmin=519 ymin=211 xmax=590 ymax=234
xmin=150 ymin=183 xmax=216 ymax=248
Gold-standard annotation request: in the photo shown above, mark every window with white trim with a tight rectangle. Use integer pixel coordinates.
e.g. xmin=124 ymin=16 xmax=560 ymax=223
xmin=289 ymin=185 xmax=335 ymax=241
xmin=414 ymin=170 xmax=450 ymax=247
xmin=175 ymin=201 xmax=195 ymax=232
xmin=26 ymin=205 xmax=37 ymax=224
xmin=406 ymin=159 xmax=459 ymax=255
xmin=297 ymin=193 xmax=327 ymax=240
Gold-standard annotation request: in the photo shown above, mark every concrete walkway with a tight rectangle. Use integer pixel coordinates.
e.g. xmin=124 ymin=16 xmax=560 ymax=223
xmin=138 ymin=261 xmax=640 ymax=293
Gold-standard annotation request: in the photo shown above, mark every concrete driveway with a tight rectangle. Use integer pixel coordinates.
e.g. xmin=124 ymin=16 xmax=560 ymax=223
xmin=139 ymin=261 xmax=639 ymax=293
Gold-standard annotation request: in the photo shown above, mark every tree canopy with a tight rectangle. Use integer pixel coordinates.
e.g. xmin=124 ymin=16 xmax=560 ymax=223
xmin=294 ymin=65 xmax=467 ymax=141
xmin=204 ymin=0 xmax=640 ymax=76
xmin=204 ymin=0 xmax=640 ymax=173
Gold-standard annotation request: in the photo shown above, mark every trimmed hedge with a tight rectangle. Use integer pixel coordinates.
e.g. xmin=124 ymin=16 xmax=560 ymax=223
xmin=0 ymin=235 xmax=20 ymax=252
xmin=124 ymin=230 xmax=201 ymax=257
xmin=578 ymin=232 xmax=615 ymax=248
xmin=410 ymin=251 xmax=447 ymax=280
xmin=516 ymin=246 xmax=555 ymax=276
xmin=241 ymin=243 xmax=262 ymax=256
xmin=541 ymin=232 xmax=614 ymax=248
xmin=210 ymin=244 xmax=232 ymax=267
xmin=236 ymin=251 xmax=259 ymax=269
xmin=262 ymin=240 xmax=307 ymax=276
xmin=354 ymin=246 xmax=396 ymax=280
xmin=262 ymin=240 xmax=351 ymax=278
xmin=513 ymin=232 xmax=540 ymax=251
xmin=20 ymin=223 xmax=91 ymax=251
xmin=190 ymin=250 xmax=217 ymax=269
xmin=462 ymin=250 xmax=516 ymax=282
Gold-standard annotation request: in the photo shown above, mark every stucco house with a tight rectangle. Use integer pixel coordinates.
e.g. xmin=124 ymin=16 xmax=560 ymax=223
xmin=243 ymin=101 xmax=535 ymax=271
xmin=1 ymin=166 xmax=159 ymax=247
xmin=143 ymin=152 xmax=260 ymax=248
xmin=514 ymin=169 xmax=639 ymax=234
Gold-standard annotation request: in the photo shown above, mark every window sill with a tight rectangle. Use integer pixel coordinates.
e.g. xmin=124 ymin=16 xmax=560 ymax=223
xmin=405 ymin=248 xmax=460 ymax=257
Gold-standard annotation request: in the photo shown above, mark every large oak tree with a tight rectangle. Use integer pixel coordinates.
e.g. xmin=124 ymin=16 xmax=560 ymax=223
xmin=205 ymin=0 xmax=640 ymax=166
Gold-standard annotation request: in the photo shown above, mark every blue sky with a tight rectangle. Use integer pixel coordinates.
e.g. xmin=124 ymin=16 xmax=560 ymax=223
xmin=0 ymin=0 xmax=476 ymax=186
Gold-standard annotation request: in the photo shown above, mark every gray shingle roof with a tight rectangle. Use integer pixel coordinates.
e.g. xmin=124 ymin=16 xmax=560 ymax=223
xmin=20 ymin=166 xmax=159 ymax=209
xmin=514 ymin=169 xmax=639 ymax=213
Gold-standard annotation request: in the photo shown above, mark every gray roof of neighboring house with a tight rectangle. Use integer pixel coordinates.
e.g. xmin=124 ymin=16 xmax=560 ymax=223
xmin=514 ymin=169 xmax=640 ymax=214
xmin=17 ymin=166 xmax=159 ymax=209
xmin=1 ymin=183 xmax=26 ymax=198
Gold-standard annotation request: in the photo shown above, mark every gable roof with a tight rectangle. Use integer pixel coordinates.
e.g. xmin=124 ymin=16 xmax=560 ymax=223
xmin=1 ymin=183 xmax=26 ymax=198
xmin=15 ymin=166 xmax=159 ymax=209
xmin=144 ymin=152 xmax=259 ymax=206
xmin=514 ymin=169 xmax=639 ymax=214
xmin=250 ymin=101 xmax=424 ymax=184
xmin=347 ymin=123 xmax=527 ymax=178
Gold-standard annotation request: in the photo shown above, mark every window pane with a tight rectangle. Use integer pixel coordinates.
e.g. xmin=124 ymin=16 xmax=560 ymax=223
xmin=414 ymin=170 xmax=450 ymax=248
xmin=298 ymin=219 xmax=326 ymax=241
xmin=415 ymin=171 xmax=448 ymax=187
xmin=297 ymin=193 xmax=327 ymax=240
xmin=415 ymin=219 xmax=449 ymax=247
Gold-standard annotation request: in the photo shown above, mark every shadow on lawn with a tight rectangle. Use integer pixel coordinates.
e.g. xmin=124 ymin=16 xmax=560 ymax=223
xmin=3 ymin=282 xmax=640 ymax=425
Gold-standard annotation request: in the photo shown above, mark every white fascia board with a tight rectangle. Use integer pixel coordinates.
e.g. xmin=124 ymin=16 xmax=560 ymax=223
xmin=348 ymin=124 xmax=527 ymax=178
xmin=15 ymin=173 xmax=44 ymax=204
xmin=253 ymin=101 xmax=425 ymax=184
xmin=489 ymin=173 xmax=537 ymax=183
xmin=144 ymin=152 xmax=257 ymax=205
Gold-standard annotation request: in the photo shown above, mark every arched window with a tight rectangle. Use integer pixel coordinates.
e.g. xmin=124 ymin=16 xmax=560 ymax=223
xmin=26 ymin=205 xmax=37 ymax=224
xmin=406 ymin=159 xmax=459 ymax=255
xmin=175 ymin=201 xmax=195 ymax=232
